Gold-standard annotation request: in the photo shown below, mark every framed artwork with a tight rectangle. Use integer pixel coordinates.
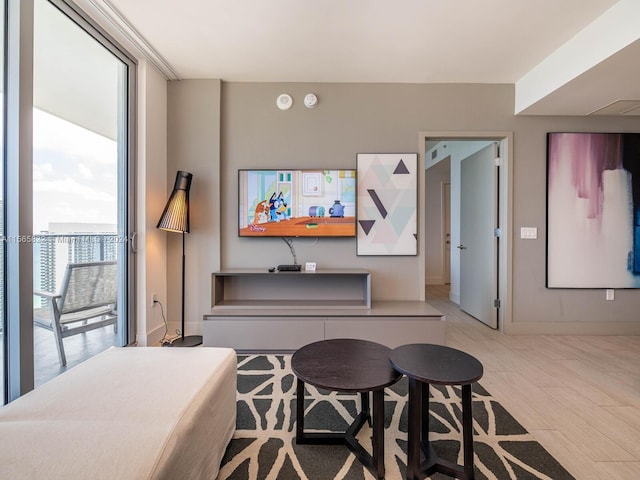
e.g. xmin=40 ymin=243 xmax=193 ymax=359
xmin=302 ymin=172 xmax=323 ymax=196
xmin=357 ymin=153 xmax=418 ymax=256
xmin=546 ymin=132 xmax=640 ymax=288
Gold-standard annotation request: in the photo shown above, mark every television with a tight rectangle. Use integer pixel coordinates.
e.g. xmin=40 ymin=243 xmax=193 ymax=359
xmin=238 ymin=169 xmax=356 ymax=237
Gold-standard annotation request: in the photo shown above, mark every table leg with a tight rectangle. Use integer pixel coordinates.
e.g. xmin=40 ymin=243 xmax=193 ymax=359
xmin=372 ymin=389 xmax=385 ymax=479
xmin=462 ymin=384 xmax=475 ymax=479
xmin=421 ymin=382 xmax=430 ymax=451
xmin=407 ymin=377 xmax=422 ymax=480
xmin=361 ymin=391 xmax=371 ymax=426
xmin=296 ymin=378 xmax=305 ymax=442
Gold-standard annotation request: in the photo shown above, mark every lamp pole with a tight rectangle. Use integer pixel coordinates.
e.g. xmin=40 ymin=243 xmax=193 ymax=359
xmin=170 ymin=229 xmax=202 ymax=347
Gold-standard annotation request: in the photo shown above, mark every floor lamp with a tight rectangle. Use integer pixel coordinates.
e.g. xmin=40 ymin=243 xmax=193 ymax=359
xmin=157 ymin=170 xmax=202 ymax=347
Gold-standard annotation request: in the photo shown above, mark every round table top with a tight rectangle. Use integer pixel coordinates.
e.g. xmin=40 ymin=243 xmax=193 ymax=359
xmin=291 ymin=338 xmax=402 ymax=393
xmin=390 ymin=344 xmax=483 ymax=386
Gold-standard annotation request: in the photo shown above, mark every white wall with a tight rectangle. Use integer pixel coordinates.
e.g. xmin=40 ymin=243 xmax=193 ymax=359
xmin=135 ymin=60 xmax=168 ymax=345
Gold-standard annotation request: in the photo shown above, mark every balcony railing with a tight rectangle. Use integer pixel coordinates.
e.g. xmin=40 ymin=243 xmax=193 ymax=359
xmin=32 ymin=233 xmax=120 ymax=385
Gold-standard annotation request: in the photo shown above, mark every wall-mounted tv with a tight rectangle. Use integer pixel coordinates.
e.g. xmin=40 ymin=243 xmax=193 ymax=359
xmin=239 ymin=169 xmax=356 ymax=237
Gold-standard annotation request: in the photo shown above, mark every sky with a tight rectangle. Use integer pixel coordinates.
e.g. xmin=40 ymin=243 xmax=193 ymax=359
xmin=32 ymin=108 xmax=118 ymax=233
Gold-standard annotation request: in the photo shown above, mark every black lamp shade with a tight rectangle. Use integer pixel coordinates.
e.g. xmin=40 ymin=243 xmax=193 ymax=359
xmin=157 ymin=171 xmax=192 ymax=233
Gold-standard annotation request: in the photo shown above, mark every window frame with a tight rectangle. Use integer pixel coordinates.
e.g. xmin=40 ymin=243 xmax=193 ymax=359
xmin=3 ymin=0 xmax=137 ymax=403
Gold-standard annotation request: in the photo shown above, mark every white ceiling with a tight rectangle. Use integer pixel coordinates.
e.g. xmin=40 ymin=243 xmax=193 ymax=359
xmin=81 ymin=0 xmax=640 ymax=116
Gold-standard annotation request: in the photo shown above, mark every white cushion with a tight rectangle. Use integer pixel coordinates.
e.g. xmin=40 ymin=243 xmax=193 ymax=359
xmin=0 ymin=346 xmax=237 ymax=480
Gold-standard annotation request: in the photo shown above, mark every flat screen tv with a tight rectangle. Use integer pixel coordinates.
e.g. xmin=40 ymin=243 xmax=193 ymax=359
xmin=238 ymin=169 xmax=356 ymax=237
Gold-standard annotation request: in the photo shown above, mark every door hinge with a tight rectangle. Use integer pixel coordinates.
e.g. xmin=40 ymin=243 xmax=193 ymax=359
xmin=494 ymin=156 xmax=501 ymax=167
xmin=494 ymin=228 xmax=502 ymax=237
xmin=494 ymin=298 xmax=501 ymax=308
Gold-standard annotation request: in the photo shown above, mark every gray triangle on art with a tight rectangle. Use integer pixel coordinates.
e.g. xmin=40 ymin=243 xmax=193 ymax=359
xmin=359 ymin=220 xmax=375 ymax=235
xmin=393 ymin=159 xmax=410 ymax=174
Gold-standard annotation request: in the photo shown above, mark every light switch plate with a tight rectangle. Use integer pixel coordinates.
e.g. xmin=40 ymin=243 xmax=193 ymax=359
xmin=305 ymin=262 xmax=317 ymax=271
xmin=520 ymin=227 xmax=538 ymax=239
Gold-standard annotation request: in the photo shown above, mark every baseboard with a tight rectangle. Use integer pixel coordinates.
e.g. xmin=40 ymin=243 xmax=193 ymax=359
xmin=136 ymin=323 xmax=166 ymax=346
xmin=505 ymin=320 xmax=640 ymax=336
xmin=425 ymin=276 xmax=444 ymax=285
xmin=136 ymin=321 xmax=203 ymax=346
xmin=449 ymin=291 xmax=460 ymax=304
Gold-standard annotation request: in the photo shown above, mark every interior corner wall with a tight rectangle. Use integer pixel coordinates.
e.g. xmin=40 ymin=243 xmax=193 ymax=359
xmin=217 ymin=82 xmax=640 ymax=334
xmin=136 ymin=60 xmax=168 ymax=346
xmin=166 ymin=80 xmax=221 ymax=337
xmin=424 ymin=159 xmax=450 ymax=286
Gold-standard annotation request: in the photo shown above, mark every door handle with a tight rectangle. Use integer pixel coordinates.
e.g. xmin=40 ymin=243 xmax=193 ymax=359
xmin=457 ymin=244 xmax=467 ymax=249
xmin=130 ymin=232 xmax=138 ymax=254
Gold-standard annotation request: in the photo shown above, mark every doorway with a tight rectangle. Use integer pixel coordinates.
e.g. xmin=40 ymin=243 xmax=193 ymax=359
xmin=421 ymin=133 xmax=511 ymax=332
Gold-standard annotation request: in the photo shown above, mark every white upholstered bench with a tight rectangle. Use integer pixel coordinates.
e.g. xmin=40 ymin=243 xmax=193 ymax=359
xmin=0 ymin=347 xmax=236 ymax=479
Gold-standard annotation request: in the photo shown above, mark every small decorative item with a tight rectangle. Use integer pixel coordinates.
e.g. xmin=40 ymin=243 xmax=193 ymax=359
xmin=546 ymin=132 xmax=640 ymax=288
xmin=308 ymin=206 xmax=325 ymax=217
xmin=357 ymin=153 xmax=418 ymax=256
xmin=329 ymin=200 xmax=345 ymax=218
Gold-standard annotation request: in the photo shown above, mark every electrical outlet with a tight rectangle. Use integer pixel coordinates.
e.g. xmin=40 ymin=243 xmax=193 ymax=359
xmin=606 ymin=289 xmax=614 ymax=301
xmin=151 ymin=292 xmax=158 ymax=307
xmin=305 ymin=262 xmax=317 ymax=272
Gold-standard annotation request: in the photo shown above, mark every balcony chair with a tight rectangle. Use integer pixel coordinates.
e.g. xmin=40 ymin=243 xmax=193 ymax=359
xmin=35 ymin=261 xmax=118 ymax=366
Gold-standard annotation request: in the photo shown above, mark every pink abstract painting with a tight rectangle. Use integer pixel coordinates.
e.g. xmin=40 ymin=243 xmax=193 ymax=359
xmin=546 ymin=133 xmax=640 ymax=288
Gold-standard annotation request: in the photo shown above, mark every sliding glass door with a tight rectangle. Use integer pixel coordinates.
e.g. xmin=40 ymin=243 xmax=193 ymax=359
xmin=31 ymin=0 xmax=135 ymax=385
xmin=1 ymin=0 xmax=6 ymax=404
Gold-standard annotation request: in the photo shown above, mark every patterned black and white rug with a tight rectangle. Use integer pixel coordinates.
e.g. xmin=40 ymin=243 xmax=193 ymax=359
xmin=218 ymin=355 xmax=574 ymax=480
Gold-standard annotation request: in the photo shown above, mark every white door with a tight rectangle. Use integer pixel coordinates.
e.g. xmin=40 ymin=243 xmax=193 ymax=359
xmin=459 ymin=144 xmax=498 ymax=328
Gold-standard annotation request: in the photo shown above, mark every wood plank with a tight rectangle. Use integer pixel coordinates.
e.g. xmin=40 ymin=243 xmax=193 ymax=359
xmin=428 ymin=286 xmax=640 ymax=477
xmin=594 ymin=461 xmax=640 ymax=480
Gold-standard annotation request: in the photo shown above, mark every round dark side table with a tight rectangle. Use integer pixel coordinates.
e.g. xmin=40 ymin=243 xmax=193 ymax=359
xmin=291 ymin=338 xmax=402 ymax=480
xmin=389 ymin=344 xmax=484 ymax=480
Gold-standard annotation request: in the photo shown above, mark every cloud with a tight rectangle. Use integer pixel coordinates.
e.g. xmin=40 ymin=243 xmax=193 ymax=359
xmin=78 ymin=163 xmax=94 ymax=180
xmin=34 ymin=177 xmax=116 ymax=202
xmin=33 ymin=162 xmax=54 ymax=180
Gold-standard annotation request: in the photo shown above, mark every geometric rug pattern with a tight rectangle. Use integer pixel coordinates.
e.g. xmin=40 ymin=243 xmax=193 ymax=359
xmin=218 ymin=355 xmax=575 ymax=480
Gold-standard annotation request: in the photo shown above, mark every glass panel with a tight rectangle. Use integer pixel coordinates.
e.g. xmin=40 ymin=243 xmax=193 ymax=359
xmin=32 ymin=0 xmax=127 ymax=385
xmin=1 ymin=0 xmax=6 ymax=404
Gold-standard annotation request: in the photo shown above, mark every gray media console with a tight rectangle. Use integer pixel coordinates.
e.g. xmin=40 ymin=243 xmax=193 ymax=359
xmin=203 ymin=269 xmax=445 ymax=351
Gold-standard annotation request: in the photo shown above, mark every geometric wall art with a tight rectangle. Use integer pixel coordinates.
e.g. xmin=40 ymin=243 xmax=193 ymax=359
xmin=356 ymin=153 xmax=418 ymax=255
xmin=546 ymin=132 xmax=640 ymax=288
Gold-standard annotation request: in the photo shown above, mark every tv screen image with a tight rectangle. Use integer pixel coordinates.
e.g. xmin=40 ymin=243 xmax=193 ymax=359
xmin=239 ymin=169 xmax=356 ymax=237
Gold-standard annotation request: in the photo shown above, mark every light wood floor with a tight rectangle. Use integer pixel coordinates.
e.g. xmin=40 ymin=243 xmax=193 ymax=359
xmin=427 ymin=285 xmax=640 ymax=480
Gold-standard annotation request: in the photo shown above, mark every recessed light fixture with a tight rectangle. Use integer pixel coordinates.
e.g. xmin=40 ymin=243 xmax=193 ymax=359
xmin=276 ymin=94 xmax=293 ymax=110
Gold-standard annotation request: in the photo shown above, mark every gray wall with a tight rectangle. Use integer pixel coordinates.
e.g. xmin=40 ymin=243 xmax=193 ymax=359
xmin=167 ymin=80 xmax=221 ymax=336
xmin=169 ymin=81 xmax=640 ymax=334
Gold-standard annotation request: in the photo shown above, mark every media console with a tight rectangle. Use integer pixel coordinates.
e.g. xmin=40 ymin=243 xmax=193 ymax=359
xmin=203 ymin=269 xmax=445 ymax=351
